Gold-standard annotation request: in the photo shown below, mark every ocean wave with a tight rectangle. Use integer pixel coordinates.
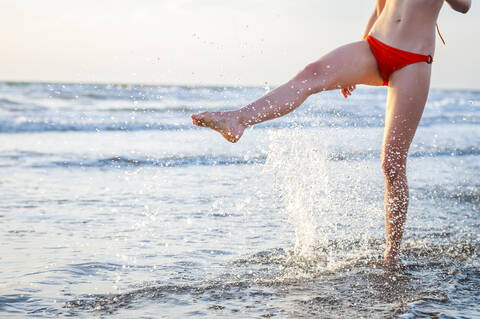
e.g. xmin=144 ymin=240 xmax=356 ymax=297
xmin=327 ymin=146 xmax=480 ymax=161
xmin=7 ymin=146 xmax=480 ymax=170
xmin=0 ymin=119 xmax=316 ymax=133
xmin=413 ymin=184 xmax=480 ymax=206
xmin=31 ymin=155 xmax=267 ymax=169
xmin=0 ymin=114 xmax=479 ymax=133
xmin=0 ymin=96 xmax=48 ymax=112
xmin=99 ymin=105 xmax=216 ymax=114
xmin=0 ymin=121 xmax=190 ymax=133
xmin=1 ymin=81 xmax=478 ymax=116
xmin=0 ymin=81 xmax=262 ymax=104
xmin=0 ymin=294 xmax=32 ymax=311
xmin=0 ymin=97 xmax=21 ymax=106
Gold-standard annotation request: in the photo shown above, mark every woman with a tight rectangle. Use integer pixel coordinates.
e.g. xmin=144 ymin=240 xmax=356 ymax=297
xmin=191 ymin=0 xmax=471 ymax=265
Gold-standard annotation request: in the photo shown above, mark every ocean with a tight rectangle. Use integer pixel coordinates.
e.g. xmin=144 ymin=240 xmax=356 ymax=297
xmin=0 ymin=81 xmax=479 ymax=318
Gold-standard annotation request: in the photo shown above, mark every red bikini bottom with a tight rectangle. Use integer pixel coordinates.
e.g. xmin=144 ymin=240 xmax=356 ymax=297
xmin=365 ymin=35 xmax=433 ymax=86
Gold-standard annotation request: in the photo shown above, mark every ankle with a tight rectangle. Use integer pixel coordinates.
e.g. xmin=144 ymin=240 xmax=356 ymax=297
xmin=230 ymin=111 xmax=250 ymax=128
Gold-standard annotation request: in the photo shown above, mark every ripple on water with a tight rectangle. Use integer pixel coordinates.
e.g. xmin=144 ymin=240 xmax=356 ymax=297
xmin=63 ymin=233 xmax=479 ymax=318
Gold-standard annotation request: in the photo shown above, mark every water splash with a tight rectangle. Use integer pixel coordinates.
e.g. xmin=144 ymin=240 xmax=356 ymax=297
xmin=265 ymin=128 xmax=329 ymax=257
xmin=264 ymin=125 xmax=386 ymax=266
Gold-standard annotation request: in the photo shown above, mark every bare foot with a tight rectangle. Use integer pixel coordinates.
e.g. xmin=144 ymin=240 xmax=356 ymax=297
xmin=191 ymin=111 xmax=246 ymax=143
xmin=383 ymin=250 xmax=405 ymax=270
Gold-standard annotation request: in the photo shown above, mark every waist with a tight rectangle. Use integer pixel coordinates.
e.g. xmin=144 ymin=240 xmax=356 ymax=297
xmin=369 ymin=12 xmax=438 ymax=54
xmin=369 ymin=25 xmax=437 ymax=56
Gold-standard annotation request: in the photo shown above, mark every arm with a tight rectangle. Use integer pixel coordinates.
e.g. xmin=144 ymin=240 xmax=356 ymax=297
xmin=446 ymin=0 xmax=471 ymax=13
xmin=362 ymin=0 xmax=386 ymax=39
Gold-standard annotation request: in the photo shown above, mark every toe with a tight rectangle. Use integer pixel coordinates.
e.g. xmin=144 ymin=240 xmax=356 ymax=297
xmin=191 ymin=117 xmax=201 ymax=126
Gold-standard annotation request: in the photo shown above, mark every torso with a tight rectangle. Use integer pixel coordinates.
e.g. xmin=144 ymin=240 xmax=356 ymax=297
xmin=369 ymin=0 xmax=444 ymax=55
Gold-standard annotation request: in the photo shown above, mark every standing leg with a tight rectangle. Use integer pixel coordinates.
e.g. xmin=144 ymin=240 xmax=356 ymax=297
xmin=382 ymin=62 xmax=431 ymax=265
xmin=191 ymin=41 xmax=383 ymax=142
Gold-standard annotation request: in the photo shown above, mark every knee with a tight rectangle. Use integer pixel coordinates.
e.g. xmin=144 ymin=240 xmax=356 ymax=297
xmin=297 ymin=62 xmax=320 ymax=79
xmin=381 ymin=151 xmax=407 ymax=184
xmin=293 ymin=61 xmax=334 ymax=93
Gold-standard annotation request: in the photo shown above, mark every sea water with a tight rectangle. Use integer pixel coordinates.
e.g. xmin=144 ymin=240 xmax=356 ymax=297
xmin=0 ymin=82 xmax=479 ymax=318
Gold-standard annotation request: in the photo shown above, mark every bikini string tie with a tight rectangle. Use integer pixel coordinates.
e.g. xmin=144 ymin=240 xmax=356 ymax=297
xmin=436 ymin=23 xmax=446 ymax=45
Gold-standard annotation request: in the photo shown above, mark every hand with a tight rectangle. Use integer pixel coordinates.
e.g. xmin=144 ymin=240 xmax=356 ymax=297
xmin=341 ymin=85 xmax=356 ymax=98
xmin=445 ymin=0 xmax=471 ymax=13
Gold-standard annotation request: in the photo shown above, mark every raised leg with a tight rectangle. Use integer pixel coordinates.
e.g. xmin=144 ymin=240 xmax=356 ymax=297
xmin=382 ymin=62 xmax=431 ymax=265
xmin=191 ymin=40 xmax=383 ymax=142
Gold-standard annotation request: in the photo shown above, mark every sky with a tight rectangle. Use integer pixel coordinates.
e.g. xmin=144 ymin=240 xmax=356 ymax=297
xmin=1 ymin=0 xmax=478 ymax=89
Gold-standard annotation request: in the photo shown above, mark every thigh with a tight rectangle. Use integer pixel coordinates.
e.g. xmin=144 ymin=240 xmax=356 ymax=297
xmin=382 ymin=62 xmax=432 ymax=157
xmin=304 ymin=40 xmax=384 ymax=90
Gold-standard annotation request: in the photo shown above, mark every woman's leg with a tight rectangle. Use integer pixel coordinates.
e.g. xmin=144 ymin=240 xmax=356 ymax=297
xmin=191 ymin=40 xmax=383 ymax=142
xmin=382 ymin=62 xmax=431 ymax=264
